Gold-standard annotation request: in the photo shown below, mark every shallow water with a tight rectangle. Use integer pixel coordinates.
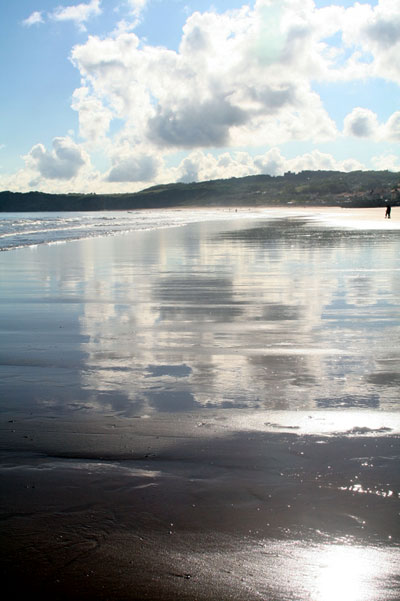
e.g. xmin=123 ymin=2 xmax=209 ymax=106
xmin=0 ymin=207 xmax=300 ymax=251
xmin=0 ymin=209 xmax=399 ymax=418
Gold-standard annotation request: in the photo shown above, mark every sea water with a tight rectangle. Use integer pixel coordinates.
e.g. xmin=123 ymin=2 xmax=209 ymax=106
xmin=2 ymin=206 xmax=383 ymax=252
xmin=0 ymin=208 xmax=292 ymax=251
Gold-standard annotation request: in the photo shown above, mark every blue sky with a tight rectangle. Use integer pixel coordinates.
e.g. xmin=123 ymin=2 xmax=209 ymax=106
xmin=0 ymin=0 xmax=399 ymax=193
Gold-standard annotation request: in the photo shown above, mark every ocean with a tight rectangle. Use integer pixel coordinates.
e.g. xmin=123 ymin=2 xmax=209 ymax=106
xmin=0 ymin=208 xmax=286 ymax=251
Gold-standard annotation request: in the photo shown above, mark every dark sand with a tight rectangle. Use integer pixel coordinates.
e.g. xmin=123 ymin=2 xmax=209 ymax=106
xmin=1 ymin=209 xmax=400 ymax=600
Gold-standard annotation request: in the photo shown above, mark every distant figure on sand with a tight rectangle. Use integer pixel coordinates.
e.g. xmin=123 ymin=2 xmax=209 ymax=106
xmin=385 ymin=204 xmax=391 ymax=219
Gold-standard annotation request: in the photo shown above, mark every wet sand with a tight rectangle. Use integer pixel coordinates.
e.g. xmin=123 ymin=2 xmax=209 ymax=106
xmin=0 ymin=207 xmax=400 ymax=600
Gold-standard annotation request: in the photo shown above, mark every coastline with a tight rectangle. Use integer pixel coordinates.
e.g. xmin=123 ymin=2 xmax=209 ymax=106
xmin=0 ymin=206 xmax=399 ymax=253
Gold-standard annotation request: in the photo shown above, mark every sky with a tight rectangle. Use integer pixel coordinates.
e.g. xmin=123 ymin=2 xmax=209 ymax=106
xmin=0 ymin=0 xmax=399 ymax=194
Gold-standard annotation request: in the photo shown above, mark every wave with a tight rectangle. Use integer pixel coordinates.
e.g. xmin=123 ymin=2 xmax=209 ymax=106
xmin=0 ymin=208 xmax=280 ymax=251
xmin=0 ymin=210 xmax=192 ymax=251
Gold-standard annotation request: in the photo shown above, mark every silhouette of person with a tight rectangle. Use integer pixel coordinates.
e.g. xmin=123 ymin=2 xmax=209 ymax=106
xmin=385 ymin=204 xmax=391 ymax=219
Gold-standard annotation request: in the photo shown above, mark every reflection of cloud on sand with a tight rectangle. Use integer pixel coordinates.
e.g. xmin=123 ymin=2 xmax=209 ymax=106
xmin=317 ymin=393 xmax=380 ymax=409
xmin=155 ymin=275 xmax=244 ymax=321
xmin=74 ymin=212 xmax=400 ymax=414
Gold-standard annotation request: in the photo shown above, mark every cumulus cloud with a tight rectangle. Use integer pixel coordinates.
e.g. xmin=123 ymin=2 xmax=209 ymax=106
xmin=341 ymin=0 xmax=400 ymax=82
xmin=366 ymin=18 xmax=400 ymax=50
xmin=171 ymin=148 xmax=365 ymax=185
xmin=343 ymin=108 xmax=400 ymax=141
xmin=22 ymin=11 xmax=44 ymax=27
xmin=175 ymin=151 xmax=249 ymax=183
xmin=50 ymin=0 xmax=101 ymax=31
xmin=343 ymin=108 xmax=379 ymax=138
xmin=384 ymin=111 xmax=400 ymax=141
xmin=107 ymin=153 xmax=160 ymax=182
xmin=27 ymin=137 xmax=88 ymax=180
xmin=2 ymin=143 xmax=368 ymax=194
xmin=177 ymin=156 xmax=201 ymax=184
xmin=256 ymin=148 xmax=364 ymax=177
xmin=175 ymin=151 xmax=248 ymax=183
xmin=70 ymin=0 xmax=339 ymax=157
xmin=71 ymin=87 xmax=113 ymax=142
xmin=372 ymin=154 xmax=400 ymax=171
xmin=148 ymin=97 xmax=248 ymax=148
xmin=285 ymin=149 xmax=364 ymax=173
xmin=254 ymin=148 xmax=286 ymax=176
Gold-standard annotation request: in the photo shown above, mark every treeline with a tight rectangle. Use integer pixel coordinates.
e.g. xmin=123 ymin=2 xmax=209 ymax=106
xmin=1 ymin=170 xmax=399 ymax=212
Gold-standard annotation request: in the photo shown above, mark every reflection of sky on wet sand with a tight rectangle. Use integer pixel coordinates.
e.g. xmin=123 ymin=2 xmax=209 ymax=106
xmin=0 ymin=210 xmax=399 ymax=417
xmin=78 ymin=213 xmax=400 ymax=417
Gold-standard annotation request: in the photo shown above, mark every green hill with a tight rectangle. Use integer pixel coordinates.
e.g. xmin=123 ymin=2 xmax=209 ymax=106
xmin=1 ymin=170 xmax=399 ymax=211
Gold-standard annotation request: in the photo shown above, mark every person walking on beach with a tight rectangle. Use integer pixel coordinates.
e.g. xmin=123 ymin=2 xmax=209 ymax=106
xmin=385 ymin=203 xmax=391 ymax=219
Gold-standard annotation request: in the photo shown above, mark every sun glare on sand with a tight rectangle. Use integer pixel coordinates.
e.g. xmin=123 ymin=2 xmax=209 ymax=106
xmin=256 ymin=543 xmax=398 ymax=601
xmin=314 ymin=546 xmax=374 ymax=601
xmin=308 ymin=544 xmax=400 ymax=601
xmin=225 ymin=540 xmax=398 ymax=600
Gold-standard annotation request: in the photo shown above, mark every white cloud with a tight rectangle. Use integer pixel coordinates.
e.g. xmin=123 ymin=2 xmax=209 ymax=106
xmin=177 ymin=156 xmax=201 ymax=183
xmin=1 ymin=144 xmax=368 ymax=194
xmin=70 ymin=0 xmax=339 ymax=158
xmin=341 ymin=0 xmax=400 ymax=82
xmin=50 ymin=0 xmax=102 ymax=31
xmin=343 ymin=108 xmax=400 ymax=142
xmin=254 ymin=148 xmax=286 ymax=176
xmin=175 ymin=150 xmax=254 ymax=183
xmin=285 ymin=149 xmax=364 ymax=174
xmin=71 ymin=87 xmax=113 ymax=143
xmin=148 ymin=97 xmax=248 ymax=148
xmin=343 ymin=108 xmax=380 ymax=138
xmin=113 ymin=0 xmax=149 ymax=30
xmin=372 ymin=154 xmax=400 ymax=171
xmin=170 ymin=148 xmax=365 ymax=185
xmin=26 ymin=137 xmax=89 ymax=180
xmin=107 ymin=153 xmax=160 ymax=182
xmin=384 ymin=111 xmax=400 ymax=141
xmin=22 ymin=11 xmax=44 ymax=27
xmin=125 ymin=0 xmax=148 ymax=17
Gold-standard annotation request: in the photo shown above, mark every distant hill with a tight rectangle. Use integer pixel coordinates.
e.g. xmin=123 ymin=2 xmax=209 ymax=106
xmin=1 ymin=170 xmax=399 ymax=211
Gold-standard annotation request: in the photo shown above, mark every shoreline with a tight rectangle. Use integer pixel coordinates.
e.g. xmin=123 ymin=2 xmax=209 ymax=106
xmin=1 ymin=206 xmax=399 ymax=254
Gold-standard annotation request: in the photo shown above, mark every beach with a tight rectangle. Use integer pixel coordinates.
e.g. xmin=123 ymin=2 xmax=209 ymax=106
xmin=0 ymin=207 xmax=399 ymax=600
